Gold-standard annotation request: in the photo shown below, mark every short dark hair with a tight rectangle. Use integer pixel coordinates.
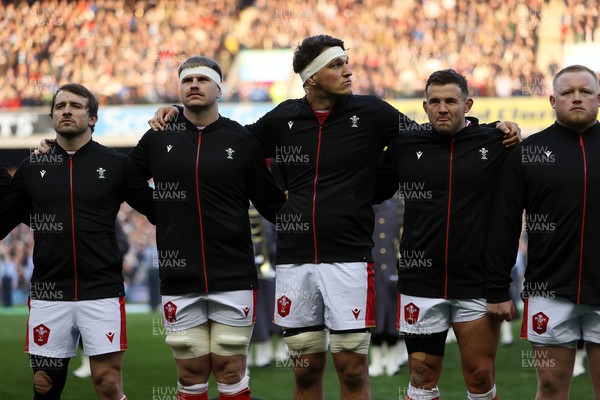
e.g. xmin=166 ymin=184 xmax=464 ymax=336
xmin=178 ymin=56 xmax=223 ymax=81
xmin=293 ymin=35 xmax=347 ymax=74
xmin=50 ymin=83 xmax=99 ymax=133
xmin=425 ymin=69 xmax=469 ymax=98
xmin=553 ymin=64 xmax=599 ymax=93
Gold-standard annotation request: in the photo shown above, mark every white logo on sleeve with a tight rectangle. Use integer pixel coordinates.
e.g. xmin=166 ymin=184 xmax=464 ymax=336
xmin=40 ymin=170 xmax=46 ymax=178
xmin=416 ymin=151 xmax=423 ymax=159
xmin=544 ymin=150 xmax=552 ymax=157
xmin=350 ymin=115 xmax=359 ymax=128
xmin=167 ymin=145 xmax=173 ymax=153
xmin=479 ymin=148 xmax=488 ymax=160
xmin=97 ymin=167 xmax=106 ymax=179
xmin=287 ymin=121 xmax=294 ymax=129
xmin=226 ymin=148 xmax=235 ymax=159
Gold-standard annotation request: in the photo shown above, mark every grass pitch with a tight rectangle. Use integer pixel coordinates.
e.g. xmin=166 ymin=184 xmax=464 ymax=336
xmin=0 ymin=309 xmax=594 ymax=399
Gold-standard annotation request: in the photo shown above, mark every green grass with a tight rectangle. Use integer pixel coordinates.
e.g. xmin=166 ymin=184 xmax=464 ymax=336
xmin=0 ymin=310 xmax=594 ymax=399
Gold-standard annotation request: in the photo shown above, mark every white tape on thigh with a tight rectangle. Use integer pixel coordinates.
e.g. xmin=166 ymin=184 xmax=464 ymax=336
xmin=329 ymin=332 xmax=371 ymax=354
xmin=165 ymin=325 xmax=210 ymax=359
xmin=210 ymin=322 xmax=253 ymax=356
xmin=283 ymin=329 xmax=329 ymax=355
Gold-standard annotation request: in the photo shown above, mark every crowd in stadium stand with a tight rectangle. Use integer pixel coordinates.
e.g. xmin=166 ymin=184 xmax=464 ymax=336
xmin=1 ymin=0 xmax=599 ymax=109
xmin=561 ymin=0 xmax=600 ymax=43
xmin=0 ymin=224 xmax=33 ymax=306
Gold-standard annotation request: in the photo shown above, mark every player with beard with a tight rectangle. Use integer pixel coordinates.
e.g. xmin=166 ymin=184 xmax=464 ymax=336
xmin=0 ymin=83 xmax=155 ymax=400
xmin=486 ymin=64 xmax=600 ymax=399
xmin=375 ymin=69 xmax=512 ymax=400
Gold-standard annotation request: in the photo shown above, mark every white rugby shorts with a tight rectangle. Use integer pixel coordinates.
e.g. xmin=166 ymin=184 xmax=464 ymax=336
xmin=26 ymin=297 xmax=127 ymax=358
xmin=522 ymin=296 xmax=600 ymax=346
xmin=397 ymin=294 xmax=487 ymax=335
xmin=161 ymin=290 xmax=257 ymax=332
xmin=274 ymin=262 xmax=375 ymax=331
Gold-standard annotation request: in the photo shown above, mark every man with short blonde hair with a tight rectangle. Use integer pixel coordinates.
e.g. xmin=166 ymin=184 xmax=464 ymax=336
xmin=486 ymin=64 xmax=600 ymax=399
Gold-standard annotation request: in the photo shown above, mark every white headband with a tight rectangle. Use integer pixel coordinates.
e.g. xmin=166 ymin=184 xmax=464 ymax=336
xmin=299 ymin=46 xmax=347 ymax=83
xmin=179 ymin=66 xmax=222 ymax=87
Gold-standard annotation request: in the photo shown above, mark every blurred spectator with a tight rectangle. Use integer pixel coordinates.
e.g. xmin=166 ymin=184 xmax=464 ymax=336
xmin=1 ymin=0 xmax=596 ymax=107
xmin=0 ymin=224 xmax=33 ymax=306
xmin=118 ymin=203 xmax=157 ymax=306
xmin=561 ymin=0 xmax=600 ymax=43
xmin=0 ymin=244 xmax=18 ymax=306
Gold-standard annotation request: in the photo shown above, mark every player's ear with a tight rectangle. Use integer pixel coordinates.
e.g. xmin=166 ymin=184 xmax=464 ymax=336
xmin=464 ymin=98 xmax=474 ymax=113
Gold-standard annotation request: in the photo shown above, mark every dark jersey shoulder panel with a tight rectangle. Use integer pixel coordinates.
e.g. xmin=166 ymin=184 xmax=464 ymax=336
xmin=129 ymin=115 xmax=284 ymax=295
xmin=245 ymin=95 xmax=402 ymax=264
xmin=384 ymin=122 xmax=511 ymax=299
xmin=486 ymin=122 xmax=600 ymax=305
xmin=0 ymin=140 xmax=153 ymax=301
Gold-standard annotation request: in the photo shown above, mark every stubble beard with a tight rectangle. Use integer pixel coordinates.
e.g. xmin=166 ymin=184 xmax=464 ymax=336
xmin=561 ymin=110 xmax=598 ymax=131
xmin=55 ymin=125 xmax=87 ymax=139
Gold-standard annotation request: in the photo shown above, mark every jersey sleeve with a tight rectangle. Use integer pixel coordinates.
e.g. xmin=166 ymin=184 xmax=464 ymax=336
xmin=0 ymin=162 xmax=11 ymax=200
xmin=0 ymin=161 xmax=31 ymax=239
xmin=484 ymin=145 xmax=526 ymax=303
xmin=245 ymin=109 xmax=278 ymax=158
xmin=128 ymin=130 xmax=154 ymax=180
xmin=121 ymin=154 xmax=156 ymax=225
xmin=246 ymin=135 xmax=285 ymax=224
xmin=373 ymin=140 xmax=400 ymax=204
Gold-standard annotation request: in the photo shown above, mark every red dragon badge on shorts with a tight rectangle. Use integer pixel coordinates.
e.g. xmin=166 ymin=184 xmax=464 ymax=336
xmin=404 ymin=302 xmax=419 ymax=325
xmin=33 ymin=324 xmax=50 ymax=346
xmin=163 ymin=301 xmax=177 ymax=324
xmin=532 ymin=312 xmax=549 ymax=335
xmin=277 ymin=295 xmax=291 ymax=317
